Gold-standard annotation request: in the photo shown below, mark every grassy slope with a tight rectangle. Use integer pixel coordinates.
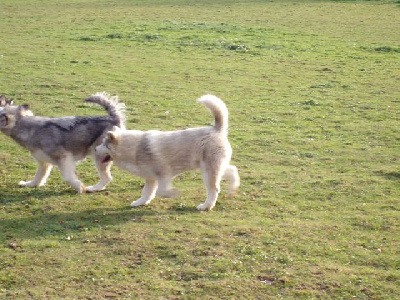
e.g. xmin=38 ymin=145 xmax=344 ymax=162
xmin=0 ymin=0 xmax=399 ymax=299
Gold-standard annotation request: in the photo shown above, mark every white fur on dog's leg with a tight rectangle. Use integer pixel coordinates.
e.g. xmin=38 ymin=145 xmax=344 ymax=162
xmin=198 ymin=162 xmax=223 ymax=211
xmin=59 ymin=158 xmax=85 ymax=193
xmin=131 ymin=179 xmax=158 ymax=207
xmin=19 ymin=162 xmax=53 ymax=188
xmin=222 ymin=165 xmax=240 ymax=195
xmin=86 ymin=173 xmax=112 ymax=192
xmin=87 ymin=155 xmax=113 ymax=193
xmin=197 ymin=189 xmax=219 ymax=211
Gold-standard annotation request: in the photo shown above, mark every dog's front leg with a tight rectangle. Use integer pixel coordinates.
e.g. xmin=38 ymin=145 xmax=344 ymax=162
xmin=131 ymin=179 xmax=158 ymax=207
xmin=19 ymin=161 xmax=53 ymax=188
xmin=86 ymin=155 xmax=113 ymax=192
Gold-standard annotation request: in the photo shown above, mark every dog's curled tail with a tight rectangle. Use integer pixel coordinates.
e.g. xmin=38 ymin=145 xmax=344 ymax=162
xmin=197 ymin=94 xmax=229 ymax=132
xmin=85 ymin=92 xmax=126 ymax=128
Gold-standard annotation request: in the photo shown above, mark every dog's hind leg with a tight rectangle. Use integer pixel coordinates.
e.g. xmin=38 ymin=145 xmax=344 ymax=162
xmin=131 ymin=179 xmax=158 ymax=207
xmin=156 ymin=176 xmax=180 ymax=198
xmin=19 ymin=161 xmax=53 ymax=188
xmin=222 ymin=165 xmax=240 ymax=195
xmin=197 ymin=162 xmax=225 ymax=211
xmin=86 ymin=155 xmax=113 ymax=192
xmin=58 ymin=156 xmax=85 ymax=193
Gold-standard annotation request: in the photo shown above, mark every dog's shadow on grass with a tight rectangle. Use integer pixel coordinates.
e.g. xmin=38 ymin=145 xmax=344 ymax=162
xmin=0 ymin=188 xmax=74 ymax=204
xmin=0 ymin=195 xmax=200 ymax=242
xmin=0 ymin=206 xmax=138 ymax=241
xmin=375 ymin=170 xmax=400 ymax=180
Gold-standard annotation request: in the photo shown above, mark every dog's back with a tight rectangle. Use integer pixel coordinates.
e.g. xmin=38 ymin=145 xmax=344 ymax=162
xmin=113 ymin=95 xmax=231 ymax=176
xmin=20 ymin=115 xmax=120 ymax=157
xmin=2 ymin=93 xmax=125 ymax=160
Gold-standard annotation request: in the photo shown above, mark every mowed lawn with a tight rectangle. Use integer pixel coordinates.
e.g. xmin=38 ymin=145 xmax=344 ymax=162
xmin=0 ymin=0 xmax=399 ymax=299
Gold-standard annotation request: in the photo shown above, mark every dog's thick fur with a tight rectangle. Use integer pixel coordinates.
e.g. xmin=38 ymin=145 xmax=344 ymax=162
xmin=0 ymin=92 xmax=125 ymax=193
xmin=95 ymin=95 xmax=240 ymax=211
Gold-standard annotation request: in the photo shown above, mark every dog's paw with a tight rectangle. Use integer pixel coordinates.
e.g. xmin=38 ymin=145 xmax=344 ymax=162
xmin=18 ymin=180 xmax=36 ymax=188
xmin=130 ymin=201 xmax=142 ymax=207
xmin=77 ymin=184 xmax=86 ymax=194
xmin=130 ymin=198 xmax=151 ymax=207
xmin=227 ymin=188 xmax=239 ymax=197
xmin=196 ymin=203 xmax=212 ymax=211
xmin=86 ymin=185 xmax=105 ymax=193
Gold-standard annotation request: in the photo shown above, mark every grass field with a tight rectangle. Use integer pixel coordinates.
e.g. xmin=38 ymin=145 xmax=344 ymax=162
xmin=0 ymin=0 xmax=399 ymax=299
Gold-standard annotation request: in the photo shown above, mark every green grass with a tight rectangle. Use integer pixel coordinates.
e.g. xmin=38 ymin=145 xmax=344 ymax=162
xmin=1 ymin=0 xmax=399 ymax=299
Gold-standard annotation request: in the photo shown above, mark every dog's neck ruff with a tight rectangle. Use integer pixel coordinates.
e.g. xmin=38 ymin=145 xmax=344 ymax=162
xmin=1 ymin=128 xmax=11 ymax=136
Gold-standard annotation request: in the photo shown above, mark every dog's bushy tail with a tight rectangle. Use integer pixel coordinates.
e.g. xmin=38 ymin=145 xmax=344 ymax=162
xmin=197 ymin=95 xmax=228 ymax=132
xmin=85 ymin=92 xmax=126 ymax=128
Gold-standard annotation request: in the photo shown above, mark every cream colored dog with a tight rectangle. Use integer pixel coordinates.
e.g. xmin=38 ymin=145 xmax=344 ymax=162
xmin=95 ymin=95 xmax=240 ymax=211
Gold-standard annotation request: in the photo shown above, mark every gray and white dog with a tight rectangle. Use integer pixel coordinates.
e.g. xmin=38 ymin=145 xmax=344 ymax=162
xmin=0 ymin=92 xmax=125 ymax=193
xmin=95 ymin=94 xmax=240 ymax=211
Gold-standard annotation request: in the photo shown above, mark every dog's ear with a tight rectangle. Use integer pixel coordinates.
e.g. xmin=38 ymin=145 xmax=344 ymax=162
xmin=0 ymin=95 xmax=5 ymax=106
xmin=18 ymin=104 xmax=33 ymax=117
xmin=107 ymin=130 xmax=120 ymax=144
xmin=0 ymin=96 xmax=14 ymax=107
